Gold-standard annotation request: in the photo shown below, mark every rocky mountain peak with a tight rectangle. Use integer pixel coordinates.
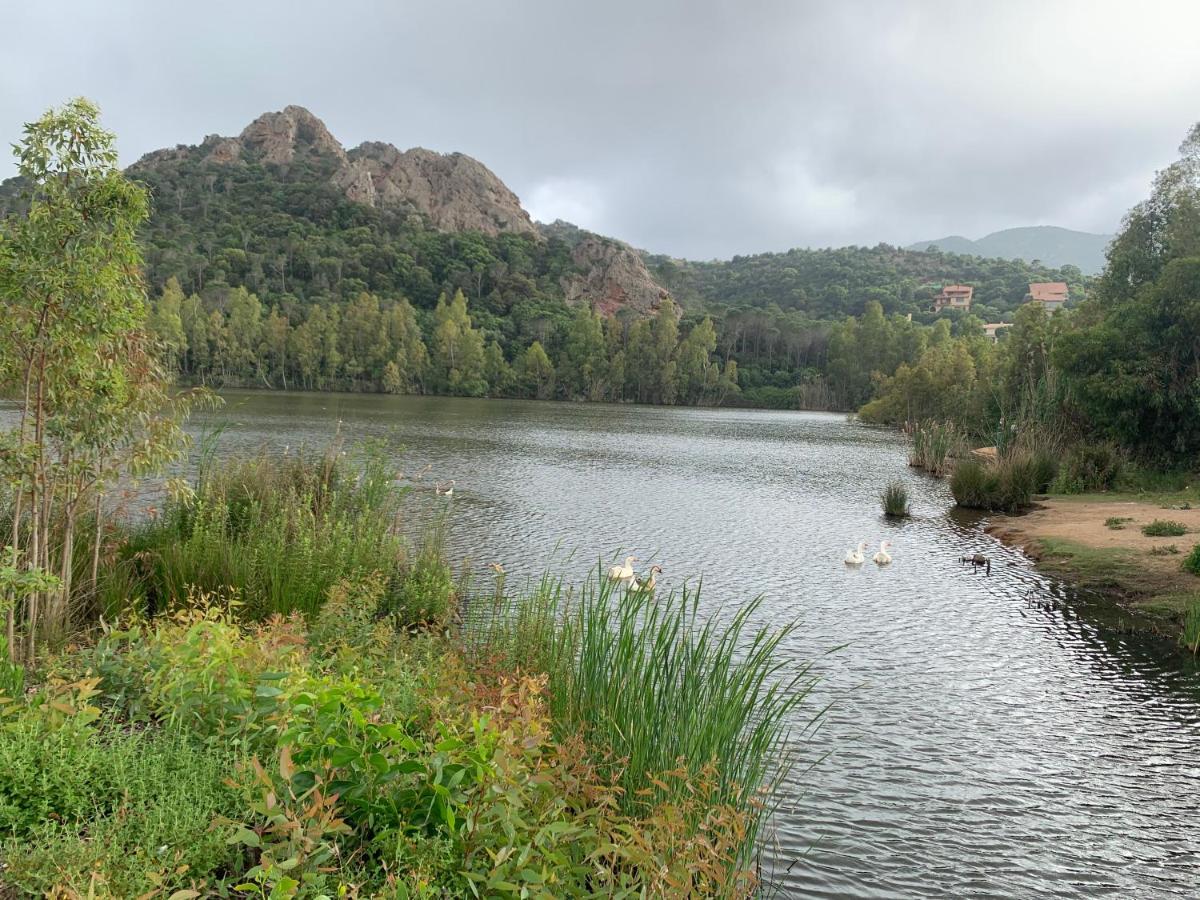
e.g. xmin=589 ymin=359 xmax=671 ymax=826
xmin=237 ymin=105 xmax=346 ymax=165
xmin=131 ymin=105 xmax=671 ymax=318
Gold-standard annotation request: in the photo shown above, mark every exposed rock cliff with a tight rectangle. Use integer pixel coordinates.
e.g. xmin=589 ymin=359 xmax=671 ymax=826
xmin=194 ymin=106 xmax=535 ymax=237
xmin=346 ymin=142 xmax=536 ymax=237
xmin=562 ymin=235 xmax=671 ymax=318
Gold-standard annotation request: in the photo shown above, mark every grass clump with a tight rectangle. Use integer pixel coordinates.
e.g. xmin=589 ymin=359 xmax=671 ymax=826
xmin=950 ymin=453 xmax=1037 ymax=512
xmin=907 ymin=420 xmax=963 ymax=476
xmin=881 ymin=481 xmax=911 ymax=518
xmin=1105 ymin=516 xmax=1133 ymax=529
xmin=1181 ymin=599 xmax=1200 ymax=655
xmin=1142 ymin=519 xmax=1188 ymax=537
xmin=1182 ymin=544 xmax=1200 ymax=575
xmin=470 ymin=573 xmax=812 ymax=858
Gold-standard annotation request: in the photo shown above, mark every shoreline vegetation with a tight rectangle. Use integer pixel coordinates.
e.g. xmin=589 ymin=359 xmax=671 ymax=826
xmin=1 ymin=441 xmax=810 ymax=896
xmin=891 ymin=122 xmax=1200 ymax=653
xmin=0 ymin=100 xmax=810 ymax=896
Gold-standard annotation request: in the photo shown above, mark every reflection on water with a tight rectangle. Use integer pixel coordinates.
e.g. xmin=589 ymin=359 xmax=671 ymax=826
xmin=11 ymin=390 xmax=1200 ymax=897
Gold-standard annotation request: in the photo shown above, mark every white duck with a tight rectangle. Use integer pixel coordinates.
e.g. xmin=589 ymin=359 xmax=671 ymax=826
xmin=435 ymin=480 xmax=455 ymax=497
xmin=628 ymin=565 xmax=662 ymax=594
xmin=607 ymin=556 xmax=637 ymax=583
xmin=873 ymin=541 xmax=893 ymax=566
xmin=844 ymin=542 xmax=867 ymax=566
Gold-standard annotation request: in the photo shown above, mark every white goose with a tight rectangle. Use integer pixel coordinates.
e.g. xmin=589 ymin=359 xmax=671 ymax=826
xmin=844 ymin=542 xmax=867 ymax=566
xmin=607 ymin=555 xmax=637 ymax=583
xmin=873 ymin=541 xmax=893 ymax=566
xmin=628 ymin=565 xmax=662 ymax=594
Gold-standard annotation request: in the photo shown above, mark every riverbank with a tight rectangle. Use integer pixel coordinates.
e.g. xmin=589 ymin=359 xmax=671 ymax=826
xmin=987 ymin=493 xmax=1200 ymax=637
xmin=0 ymin=445 xmax=803 ymax=897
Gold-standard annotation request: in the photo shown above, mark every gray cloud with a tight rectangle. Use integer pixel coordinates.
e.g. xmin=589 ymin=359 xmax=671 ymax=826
xmin=3 ymin=0 xmax=1199 ymax=259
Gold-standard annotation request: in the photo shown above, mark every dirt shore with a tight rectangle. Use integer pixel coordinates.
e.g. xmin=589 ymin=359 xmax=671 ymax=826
xmin=988 ymin=496 xmax=1200 ymax=628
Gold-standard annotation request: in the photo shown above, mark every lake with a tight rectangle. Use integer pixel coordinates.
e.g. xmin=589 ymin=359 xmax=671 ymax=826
xmin=99 ymin=391 xmax=1200 ymax=895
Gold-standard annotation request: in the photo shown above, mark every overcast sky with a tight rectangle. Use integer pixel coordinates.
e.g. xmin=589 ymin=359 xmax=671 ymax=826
xmin=4 ymin=0 xmax=1200 ymax=259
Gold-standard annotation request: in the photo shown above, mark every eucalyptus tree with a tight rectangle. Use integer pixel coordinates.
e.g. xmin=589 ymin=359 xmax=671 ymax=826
xmin=0 ymin=99 xmax=200 ymax=657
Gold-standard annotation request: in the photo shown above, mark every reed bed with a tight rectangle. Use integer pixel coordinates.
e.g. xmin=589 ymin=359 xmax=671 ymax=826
xmin=100 ymin=442 xmax=453 ymax=624
xmin=468 ymin=571 xmax=814 ymax=860
xmin=907 ymin=421 xmax=964 ymax=477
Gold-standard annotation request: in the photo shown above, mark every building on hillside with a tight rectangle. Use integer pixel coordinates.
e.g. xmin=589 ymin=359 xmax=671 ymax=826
xmin=1026 ymin=281 xmax=1069 ymax=311
xmin=982 ymin=322 xmax=1012 ymax=343
xmin=932 ymin=284 xmax=973 ymax=312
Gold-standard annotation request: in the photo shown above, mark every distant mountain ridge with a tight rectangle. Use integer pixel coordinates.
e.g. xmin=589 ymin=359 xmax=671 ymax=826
xmin=906 ymin=226 xmax=1112 ymax=275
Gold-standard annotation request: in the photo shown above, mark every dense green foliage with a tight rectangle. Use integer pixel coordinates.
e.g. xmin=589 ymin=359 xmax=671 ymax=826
xmin=647 ymin=244 xmax=1083 ymax=321
xmin=102 ymin=442 xmax=453 ymax=624
xmin=0 ymin=447 xmax=806 ymax=896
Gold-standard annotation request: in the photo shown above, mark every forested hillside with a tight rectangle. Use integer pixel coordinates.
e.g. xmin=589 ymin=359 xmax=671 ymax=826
xmin=0 ymin=105 xmax=1098 ymax=411
xmin=646 ymin=244 xmax=1084 ymax=321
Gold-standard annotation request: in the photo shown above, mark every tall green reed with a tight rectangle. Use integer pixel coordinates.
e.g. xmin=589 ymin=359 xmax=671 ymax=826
xmin=107 ymin=441 xmax=418 ymax=621
xmin=468 ymin=570 xmax=815 ymax=858
xmin=907 ymin=421 xmax=963 ymax=477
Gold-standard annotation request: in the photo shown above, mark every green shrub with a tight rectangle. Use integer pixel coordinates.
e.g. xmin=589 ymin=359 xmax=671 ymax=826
xmin=1052 ymin=442 xmax=1123 ymax=494
xmin=88 ymin=593 xmax=308 ymax=745
xmin=1105 ymin=516 xmax=1133 ymax=529
xmin=951 ymin=458 xmax=995 ymax=509
xmin=1182 ymin=544 xmax=1200 ymax=575
xmin=1142 ymin=520 xmax=1188 ymax=537
xmin=880 ymin=481 xmax=910 ymax=517
xmin=994 ymin=453 xmax=1037 ymax=511
xmin=0 ymin=709 xmax=241 ymax=896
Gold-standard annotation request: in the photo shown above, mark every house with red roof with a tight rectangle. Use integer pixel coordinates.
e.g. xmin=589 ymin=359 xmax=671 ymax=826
xmin=1026 ymin=281 xmax=1069 ymax=311
xmin=932 ymin=284 xmax=973 ymax=313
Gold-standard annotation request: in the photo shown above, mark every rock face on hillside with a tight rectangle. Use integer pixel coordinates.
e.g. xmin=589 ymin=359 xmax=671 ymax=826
xmin=197 ymin=106 xmax=536 ymax=237
xmin=563 ymin=236 xmax=671 ymax=318
xmin=346 ymin=142 xmax=536 ymax=236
